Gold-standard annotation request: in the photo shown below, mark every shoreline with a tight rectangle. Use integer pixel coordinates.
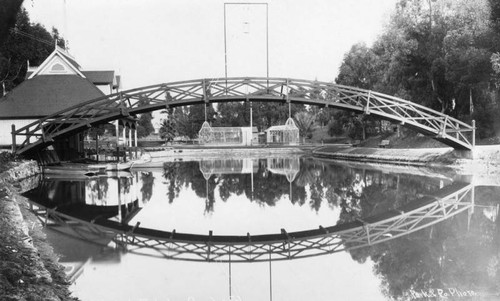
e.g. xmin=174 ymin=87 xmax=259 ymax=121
xmin=0 ymin=161 xmax=77 ymax=301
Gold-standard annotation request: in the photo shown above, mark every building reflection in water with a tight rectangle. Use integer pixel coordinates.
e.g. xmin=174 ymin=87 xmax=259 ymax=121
xmin=199 ymin=157 xmax=301 ymax=208
xmin=24 ymin=172 xmax=144 ymax=282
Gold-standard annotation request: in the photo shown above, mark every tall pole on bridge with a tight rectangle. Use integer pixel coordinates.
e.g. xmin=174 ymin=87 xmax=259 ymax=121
xmin=223 ymin=3 xmax=269 ymax=81
xmin=224 ymin=4 xmax=228 ymax=94
xmin=224 ymin=2 xmax=268 ymax=145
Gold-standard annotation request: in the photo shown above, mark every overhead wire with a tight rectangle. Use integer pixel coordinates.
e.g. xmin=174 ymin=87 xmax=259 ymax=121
xmin=10 ymin=27 xmax=55 ymax=47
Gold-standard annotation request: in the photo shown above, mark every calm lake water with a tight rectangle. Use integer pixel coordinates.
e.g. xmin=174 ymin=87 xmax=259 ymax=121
xmin=23 ymin=155 xmax=500 ymax=301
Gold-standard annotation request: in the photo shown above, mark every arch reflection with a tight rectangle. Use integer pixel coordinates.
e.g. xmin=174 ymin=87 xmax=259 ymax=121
xmin=26 ymin=182 xmax=474 ymax=263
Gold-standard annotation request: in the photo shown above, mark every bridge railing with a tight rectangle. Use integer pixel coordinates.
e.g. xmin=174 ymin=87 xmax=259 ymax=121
xmin=13 ymin=77 xmax=475 ymax=154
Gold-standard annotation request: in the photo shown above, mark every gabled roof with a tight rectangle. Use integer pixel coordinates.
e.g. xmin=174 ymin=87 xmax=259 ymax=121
xmin=58 ymin=47 xmax=81 ymax=69
xmin=83 ymin=71 xmax=115 ymax=85
xmin=28 ymin=47 xmax=85 ymax=79
xmin=0 ymin=75 xmax=105 ymax=118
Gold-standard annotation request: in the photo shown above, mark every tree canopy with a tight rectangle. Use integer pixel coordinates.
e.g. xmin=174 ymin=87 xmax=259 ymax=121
xmin=335 ymin=0 xmax=500 ymax=140
xmin=0 ymin=0 xmax=23 ymax=45
xmin=1 ymin=7 xmax=65 ymax=94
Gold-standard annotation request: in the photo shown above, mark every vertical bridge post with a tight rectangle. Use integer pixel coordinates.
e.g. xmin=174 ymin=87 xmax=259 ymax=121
xmin=365 ymin=91 xmax=371 ymax=115
xmin=472 ymin=119 xmax=476 ymax=148
xmin=11 ymin=124 xmax=16 ymax=153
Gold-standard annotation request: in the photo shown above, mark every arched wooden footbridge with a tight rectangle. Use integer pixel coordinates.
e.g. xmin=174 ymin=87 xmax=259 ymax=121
xmin=12 ymin=77 xmax=475 ymax=156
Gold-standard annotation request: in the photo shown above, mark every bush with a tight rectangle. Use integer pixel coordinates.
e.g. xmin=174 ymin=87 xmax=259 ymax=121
xmin=0 ymin=152 xmax=16 ymax=173
xmin=472 ymin=102 xmax=500 ymax=139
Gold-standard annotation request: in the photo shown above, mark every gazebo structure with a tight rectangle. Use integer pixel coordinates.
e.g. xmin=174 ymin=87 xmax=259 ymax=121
xmin=199 ymin=158 xmax=257 ymax=180
xmin=265 ymin=118 xmax=299 ymax=145
xmin=267 ymin=157 xmax=300 ymax=182
xmin=198 ymin=121 xmax=254 ymax=146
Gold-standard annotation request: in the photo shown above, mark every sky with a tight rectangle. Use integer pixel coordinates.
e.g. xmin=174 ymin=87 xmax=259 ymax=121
xmin=24 ymin=0 xmax=398 ymax=90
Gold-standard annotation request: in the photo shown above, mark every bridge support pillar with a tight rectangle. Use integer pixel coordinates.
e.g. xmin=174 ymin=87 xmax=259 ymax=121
xmin=135 ymin=127 xmax=138 ymax=159
xmin=122 ymin=124 xmax=126 ymax=162
xmin=127 ymin=126 xmax=130 ymax=160
xmin=115 ymin=120 xmax=120 ymax=163
xmin=11 ymin=124 xmax=16 ymax=153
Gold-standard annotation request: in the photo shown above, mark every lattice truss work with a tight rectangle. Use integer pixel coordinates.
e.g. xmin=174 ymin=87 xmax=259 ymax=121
xmin=28 ymin=183 xmax=474 ymax=263
xmin=13 ymin=77 xmax=475 ymax=155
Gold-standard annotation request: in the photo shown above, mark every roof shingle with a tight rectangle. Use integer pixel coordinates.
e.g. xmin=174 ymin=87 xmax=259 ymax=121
xmin=82 ymin=71 xmax=115 ymax=85
xmin=0 ymin=75 xmax=105 ymax=118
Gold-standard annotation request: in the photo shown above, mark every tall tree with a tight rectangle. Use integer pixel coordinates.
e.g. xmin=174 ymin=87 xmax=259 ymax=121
xmin=176 ymin=104 xmax=216 ymax=139
xmin=159 ymin=119 xmax=176 ymax=142
xmin=294 ymin=111 xmax=315 ymax=142
xmin=0 ymin=0 xmax=23 ymax=45
xmin=336 ymin=43 xmax=382 ymax=139
xmin=0 ymin=8 xmax=65 ymax=94
xmin=135 ymin=97 xmax=155 ymax=137
xmin=337 ymin=43 xmax=379 ymax=89
xmin=336 ymin=0 xmax=500 ymax=140
xmin=215 ymin=102 xmax=249 ymax=127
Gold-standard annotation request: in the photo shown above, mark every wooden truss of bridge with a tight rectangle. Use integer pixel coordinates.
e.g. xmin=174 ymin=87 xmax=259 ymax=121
xmin=13 ymin=77 xmax=476 ymax=156
xmin=28 ymin=182 xmax=474 ymax=263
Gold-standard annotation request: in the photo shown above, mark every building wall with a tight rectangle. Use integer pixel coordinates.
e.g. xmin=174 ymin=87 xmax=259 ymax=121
xmin=0 ymin=119 xmax=38 ymax=147
xmin=96 ymin=84 xmax=113 ymax=96
xmin=241 ymin=127 xmax=253 ymax=146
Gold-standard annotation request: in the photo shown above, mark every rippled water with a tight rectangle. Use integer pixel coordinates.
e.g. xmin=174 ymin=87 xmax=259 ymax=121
xmin=23 ymin=156 xmax=500 ymax=300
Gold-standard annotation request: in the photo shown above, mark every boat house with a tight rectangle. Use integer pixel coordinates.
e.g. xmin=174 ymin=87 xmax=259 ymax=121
xmin=0 ymin=46 xmax=122 ymax=161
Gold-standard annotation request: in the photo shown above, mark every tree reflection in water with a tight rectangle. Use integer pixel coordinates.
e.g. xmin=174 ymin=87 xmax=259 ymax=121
xmin=139 ymin=171 xmax=154 ymax=203
xmin=163 ymin=161 xmax=217 ymax=213
xmin=345 ymin=186 xmax=500 ymax=300
xmin=160 ymin=158 xmax=500 ymax=298
xmin=86 ymin=177 xmax=109 ymax=205
xmin=161 ymin=158 xmax=444 ymax=215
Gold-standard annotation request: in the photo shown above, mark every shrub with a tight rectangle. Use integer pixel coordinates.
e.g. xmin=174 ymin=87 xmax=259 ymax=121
xmin=0 ymin=152 xmax=16 ymax=173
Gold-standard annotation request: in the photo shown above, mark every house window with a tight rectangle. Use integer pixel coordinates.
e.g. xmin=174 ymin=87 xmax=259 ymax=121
xmin=50 ymin=63 xmax=66 ymax=73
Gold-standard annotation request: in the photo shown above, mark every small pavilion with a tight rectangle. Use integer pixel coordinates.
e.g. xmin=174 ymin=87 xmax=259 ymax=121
xmin=265 ymin=118 xmax=299 ymax=145
xmin=198 ymin=121 xmax=255 ymax=146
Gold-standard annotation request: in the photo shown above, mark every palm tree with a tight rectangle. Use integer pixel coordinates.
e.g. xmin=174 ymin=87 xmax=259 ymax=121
xmin=294 ymin=111 xmax=315 ymax=143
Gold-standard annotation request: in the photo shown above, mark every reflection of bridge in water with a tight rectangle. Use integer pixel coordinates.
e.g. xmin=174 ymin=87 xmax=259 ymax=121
xmin=28 ymin=181 xmax=475 ymax=262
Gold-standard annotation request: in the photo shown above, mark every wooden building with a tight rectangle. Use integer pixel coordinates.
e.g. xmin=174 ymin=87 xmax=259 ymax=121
xmin=0 ymin=46 xmax=121 ymax=160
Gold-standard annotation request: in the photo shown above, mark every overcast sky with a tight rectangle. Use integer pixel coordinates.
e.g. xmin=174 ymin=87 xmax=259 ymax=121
xmin=25 ymin=0 xmax=397 ymax=90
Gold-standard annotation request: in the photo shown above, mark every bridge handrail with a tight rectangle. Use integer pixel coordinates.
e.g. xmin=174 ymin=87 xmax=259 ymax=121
xmin=14 ymin=77 xmax=472 ymax=133
xmin=13 ymin=77 xmax=475 ymax=154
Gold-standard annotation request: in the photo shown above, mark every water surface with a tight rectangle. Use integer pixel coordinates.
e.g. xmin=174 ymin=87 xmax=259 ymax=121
xmin=24 ymin=156 xmax=500 ymax=300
